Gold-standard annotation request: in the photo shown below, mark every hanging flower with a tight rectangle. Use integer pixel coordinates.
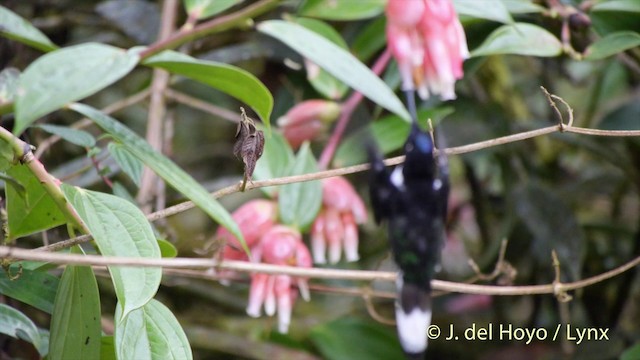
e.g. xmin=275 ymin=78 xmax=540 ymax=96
xmin=246 ymin=226 xmax=312 ymax=333
xmin=277 ymin=100 xmax=341 ymax=149
xmin=311 ymin=177 xmax=368 ymax=264
xmin=215 ymin=199 xmax=278 ymax=257
xmin=386 ymin=0 xmax=469 ymax=100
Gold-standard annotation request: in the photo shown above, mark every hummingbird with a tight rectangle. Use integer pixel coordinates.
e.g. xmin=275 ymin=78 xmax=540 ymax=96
xmin=368 ymin=91 xmax=449 ymax=359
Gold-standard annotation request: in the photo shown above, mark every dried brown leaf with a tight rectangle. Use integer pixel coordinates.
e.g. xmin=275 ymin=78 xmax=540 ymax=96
xmin=234 ymin=108 xmax=265 ymax=191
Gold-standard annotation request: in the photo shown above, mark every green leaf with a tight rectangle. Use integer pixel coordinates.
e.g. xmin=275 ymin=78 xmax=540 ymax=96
xmin=0 ymin=67 xmax=19 ymax=114
xmin=0 ymin=265 xmax=59 ymax=314
xmin=0 ymin=303 xmax=48 ymax=356
xmin=278 ymin=142 xmax=321 ymax=230
xmin=35 ymin=124 xmax=96 ymax=148
xmin=112 ymin=181 xmax=138 ymax=204
xmin=294 ymin=17 xmax=349 ymax=99
xmin=143 ymin=50 xmax=272 ymax=129
xmin=0 ymin=132 xmax=14 ymax=172
xmin=184 ymin=0 xmax=244 ymax=19
xmin=621 ymin=342 xmax=640 ymax=360
xmin=61 ymin=184 xmax=161 ymax=318
xmin=592 ymin=0 xmax=640 ymax=13
xmin=584 ymin=31 xmax=640 ymax=60
xmin=100 ymin=336 xmax=117 ymax=360
xmin=49 ymin=246 xmax=101 ymax=360
xmin=453 ymin=0 xmax=514 ymax=24
xmin=298 ymin=0 xmax=385 ymax=21
xmin=310 ymin=317 xmax=404 ymax=360
xmin=14 ymin=43 xmax=139 ymax=135
xmin=258 ymin=20 xmax=410 ymax=121
xmin=0 ymin=5 xmax=57 ymax=52
xmin=334 ymin=107 xmax=454 ymax=167
xmin=69 ymin=103 xmax=247 ymax=252
xmin=5 ymin=164 xmax=67 ymax=241
xmin=352 ymin=17 xmax=387 ymax=61
xmin=502 ymin=0 xmax=545 ymax=14
xmin=253 ymin=131 xmax=295 ymax=197
xmin=115 ymin=299 xmax=193 ymax=360
xmin=158 ymin=238 xmax=178 ymax=258
xmin=470 ymin=23 xmax=563 ymax=57
xmin=108 ymin=142 xmax=143 ymax=186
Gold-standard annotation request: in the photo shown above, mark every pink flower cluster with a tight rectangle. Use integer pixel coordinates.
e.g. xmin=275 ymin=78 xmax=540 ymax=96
xmin=215 ymin=200 xmax=311 ymax=333
xmin=215 ymin=177 xmax=367 ymax=332
xmin=386 ymin=0 xmax=469 ymax=100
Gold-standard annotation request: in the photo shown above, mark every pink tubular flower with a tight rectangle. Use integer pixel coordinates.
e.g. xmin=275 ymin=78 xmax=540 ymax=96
xmin=277 ymin=100 xmax=341 ymax=149
xmin=246 ymin=226 xmax=312 ymax=333
xmin=386 ymin=0 xmax=469 ymax=100
xmin=311 ymin=177 xmax=368 ymax=264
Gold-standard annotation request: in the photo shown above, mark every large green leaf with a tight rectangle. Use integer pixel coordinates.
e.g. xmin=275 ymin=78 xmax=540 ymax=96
xmin=453 ymin=0 xmax=514 ymax=24
xmin=471 ymin=23 xmax=563 ymax=57
xmin=584 ymin=31 xmax=640 ymax=60
xmin=61 ymin=184 xmax=161 ymax=318
xmin=69 ymin=103 xmax=246 ymax=252
xmin=278 ymin=142 xmax=322 ymax=230
xmin=14 ymin=43 xmax=139 ymax=135
xmin=0 ymin=265 xmax=59 ymax=314
xmin=35 ymin=124 xmax=96 ymax=148
xmin=49 ymin=246 xmax=101 ymax=360
xmin=183 ymin=0 xmax=244 ymax=19
xmin=5 ymin=164 xmax=67 ymax=241
xmin=294 ymin=17 xmax=349 ymax=100
xmin=115 ymin=299 xmax=192 ymax=360
xmin=298 ymin=0 xmax=385 ymax=21
xmin=0 ymin=303 xmax=48 ymax=356
xmin=0 ymin=5 xmax=57 ymax=52
xmin=253 ymin=131 xmax=295 ymax=198
xmin=143 ymin=50 xmax=272 ymax=128
xmin=258 ymin=20 xmax=410 ymax=121
xmin=310 ymin=317 xmax=404 ymax=360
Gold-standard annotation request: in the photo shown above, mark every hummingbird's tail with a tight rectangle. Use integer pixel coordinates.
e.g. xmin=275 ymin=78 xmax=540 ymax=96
xmin=396 ymin=276 xmax=431 ymax=359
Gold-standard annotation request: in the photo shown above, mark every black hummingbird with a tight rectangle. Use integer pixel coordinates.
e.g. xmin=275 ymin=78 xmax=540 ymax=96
xmin=368 ymin=91 xmax=449 ymax=359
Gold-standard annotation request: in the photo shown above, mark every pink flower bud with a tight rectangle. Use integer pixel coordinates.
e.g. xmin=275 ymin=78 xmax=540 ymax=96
xmin=278 ymin=100 xmax=341 ymax=149
xmin=215 ymin=199 xmax=277 ymax=250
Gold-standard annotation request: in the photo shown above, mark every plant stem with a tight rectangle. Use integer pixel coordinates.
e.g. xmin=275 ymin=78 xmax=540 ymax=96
xmin=139 ymin=0 xmax=282 ymax=60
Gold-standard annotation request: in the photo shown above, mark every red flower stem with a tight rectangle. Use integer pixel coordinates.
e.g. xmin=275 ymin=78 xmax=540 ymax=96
xmin=318 ymin=49 xmax=392 ymax=170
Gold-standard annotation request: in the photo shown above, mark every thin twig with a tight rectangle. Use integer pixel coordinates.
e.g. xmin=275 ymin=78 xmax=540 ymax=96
xmin=2 ymin=245 xmax=640 ymax=297
xmin=39 ymin=122 xmax=640 ymax=252
xmin=165 ymin=88 xmax=239 ymax=123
